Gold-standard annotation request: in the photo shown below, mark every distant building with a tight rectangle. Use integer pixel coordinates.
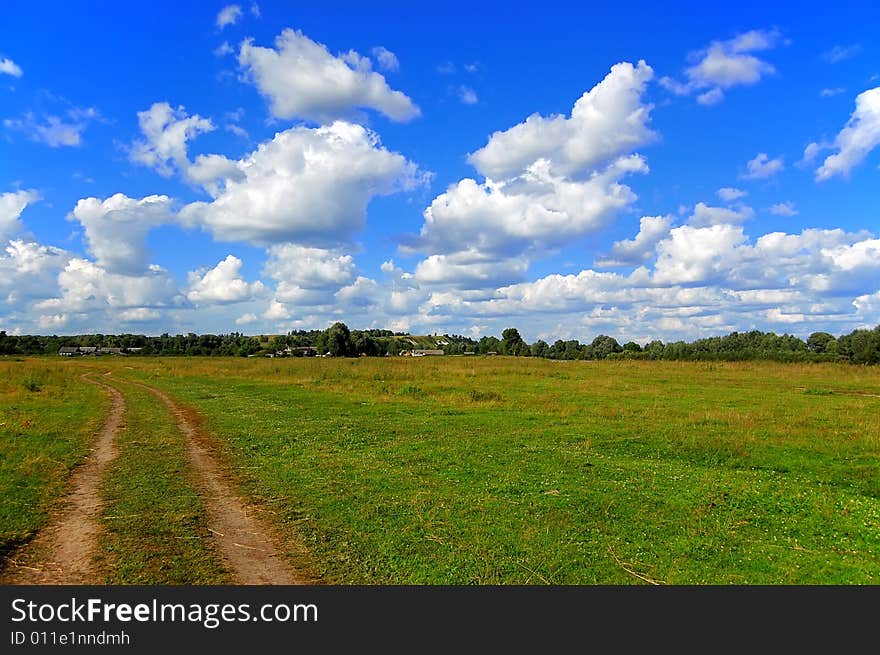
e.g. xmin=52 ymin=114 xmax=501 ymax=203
xmin=411 ymin=349 xmax=444 ymax=356
xmin=58 ymin=346 xmax=127 ymax=356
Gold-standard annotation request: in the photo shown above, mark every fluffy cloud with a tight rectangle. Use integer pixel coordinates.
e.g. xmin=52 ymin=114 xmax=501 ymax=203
xmin=69 ymin=194 xmax=175 ymax=274
xmin=238 ymin=28 xmax=420 ymax=123
xmin=34 ymin=258 xmax=183 ymax=317
xmin=742 ymin=152 xmax=784 ymax=179
xmin=371 ymin=46 xmax=399 ymax=72
xmin=263 ymin=299 xmax=291 ymax=320
xmin=187 ymin=255 xmax=265 ymax=304
xmin=4 ymin=107 xmax=101 ymax=147
xmin=414 ymin=250 xmax=530 ymax=287
xmin=0 ymin=189 xmax=39 ymax=241
xmin=402 ymin=223 xmax=880 ymax=342
xmin=418 ymin=156 xmax=646 ymax=263
xmin=263 ymin=244 xmax=356 ymax=304
xmin=129 ymin=102 xmax=214 ymax=177
xmin=216 ymin=5 xmax=243 ymax=29
xmin=596 ymin=215 xmax=672 ymax=267
xmin=717 ymin=187 xmax=747 ymax=202
xmin=770 ymin=201 xmax=798 ymax=216
xmin=0 ymin=239 xmax=70 ymax=307
xmin=407 ymin=62 xmax=655 ymax=292
xmin=687 ymin=202 xmax=754 ymax=227
xmin=118 ymin=308 xmax=162 ymax=322
xmin=660 ymin=29 xmax=780 ymax=104
xmin=0 ymin=57 xmax=23 ymax=77
xmin=653 ymin=224 xmax=748 ymax=285
xmin=181 ymin=121 xmax=424 ymax=246
xmin=335 ymin=276 xmax=379 ymax=308
xmin=186 ymin=154 xmax=243 ymax=195
xmin=811 ymin=87 xmax=880 ymax=181
xmin=468 ymin=61 xmax=655 ymax=180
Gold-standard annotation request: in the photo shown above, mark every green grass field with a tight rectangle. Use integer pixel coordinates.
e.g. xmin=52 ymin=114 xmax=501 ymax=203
xmin=132 ymin=356 xmax=880 ymax=584
xmin=2 ymin=356 xmax=878 ymax=584
xmin=0 ymin=360 xmax=106 ymax=558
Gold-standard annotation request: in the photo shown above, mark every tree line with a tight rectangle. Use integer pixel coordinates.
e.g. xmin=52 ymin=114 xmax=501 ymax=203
xmin=1 ymin=323 xmax=878 ymax=365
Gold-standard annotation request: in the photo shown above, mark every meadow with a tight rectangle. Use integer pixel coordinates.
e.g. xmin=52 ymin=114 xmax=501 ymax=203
xmin=1 ymin=355 xmax=879 ymax=584
xmin=0 ymin=360 xmax=106 ymax=559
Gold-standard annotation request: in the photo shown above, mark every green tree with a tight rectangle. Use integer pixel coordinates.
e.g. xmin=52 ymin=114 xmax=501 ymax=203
xmin=807 ymin=332 xmax=836 ymax=354
xmin=316 ymin=322 xmax=355 ymax=357
xmin=591 ymin=335 xmax=622 ymax=359
xmin=530 ymin=339 xmax=550 ymax=358
xmin=500 ymin=327 xmax=528 ymax=356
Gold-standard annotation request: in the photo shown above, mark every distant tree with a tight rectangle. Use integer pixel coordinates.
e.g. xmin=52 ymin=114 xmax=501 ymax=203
xmin=623 ymin=341 xmax=642 ymax=353
xmin=563 ymin=340 xmax=582 ymax=360
xmin=591 ymin=335 xmax=622 ymax=359
xmin=644 ymin=340 xmax=664 ymax=359
xmin=549 ymin=340 xmax=566 ymax=359
xmin=530 ymin=339 xmax=550 ymax=358
xmin=807 ymin=332 xmax=837 ymax=354
xmin=501 ymin=327 xmax=529 ymax=356
xmin=351 ymin=332 xmax=379 ymax=356
xmin=477 ymin=335 xmax=501 ymax=354
xmin=317 ymin=322 xmax=355 ymax=357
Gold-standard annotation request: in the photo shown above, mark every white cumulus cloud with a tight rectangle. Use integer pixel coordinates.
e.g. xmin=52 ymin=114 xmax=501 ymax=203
xmin=181 ymin=121 xmax=425 ymax=246
xmin=238 ymin=28 xmax=420 ymax=123
xmin=129 ymin=102 xmax=215 ymax=177
xmin=0 ymin=189 xmax=40 ymax=241
xmin=660 ymin=29 xmax=781 ymax=105
xmin=69 ymin=194 xmax=176 ymax=274
xmin=596 ymin=215 xmax=672 ymax=267
xmin=688 ymin=202 xmax=754 ymax=227
xmin=408 ymin=61 xmax=656 ymax=291
xmin=468 ymin=61 xmax=655 ymax=180
xmin=0 ymin=57 xmax=23 ymax=77
xmin=216 ymin=5 xmax=243 ymax=29
xmin=742 ymin=152 xmax=784 ymax=179
xmin=263 ymin=244 xmax=356 ymax=304
xmin=813 ymin=86 xmax=880 ymax=181
xmin=187 ymin=255 xmax=266 ymax=304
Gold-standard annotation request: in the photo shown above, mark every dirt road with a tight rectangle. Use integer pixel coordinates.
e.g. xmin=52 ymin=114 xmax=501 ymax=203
xmin=2 ymin=375 xmax=307 ymax=585
xmin=128 ymin=380 xmax=303 ymax=584
xmin=0 ymin=376 xmax=123 ymax=584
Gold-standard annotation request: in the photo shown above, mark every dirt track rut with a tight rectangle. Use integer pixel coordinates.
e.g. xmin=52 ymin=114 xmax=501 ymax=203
xmin=132 ymin=381 xmax=302 ymax=585
xmin=0 ymin=375 xmax=123 ymax=584
xmin=2 ymin=375 xmax=306 ymax=585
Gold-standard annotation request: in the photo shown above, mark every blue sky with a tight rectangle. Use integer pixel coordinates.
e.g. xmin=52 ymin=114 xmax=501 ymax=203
xmin=1 ymin=1 xmax=879 ymax=342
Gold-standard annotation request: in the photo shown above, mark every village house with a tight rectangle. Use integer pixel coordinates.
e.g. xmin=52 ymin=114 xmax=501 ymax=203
xmin=58 ymin=346 xmax=127 ymax=356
